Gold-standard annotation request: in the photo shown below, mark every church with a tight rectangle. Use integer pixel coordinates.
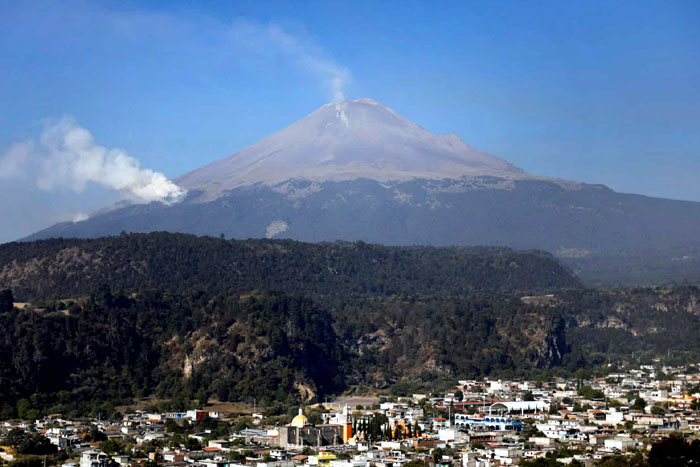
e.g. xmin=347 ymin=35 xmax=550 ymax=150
xmin=276 ymin=407 xmax=353 ymax=449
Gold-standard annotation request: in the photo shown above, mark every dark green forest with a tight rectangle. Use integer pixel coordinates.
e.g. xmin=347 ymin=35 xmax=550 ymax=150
xmin=0 ymin=232 xmax=579 ymax=301
xmin=3 ymin=283 xmax=700 ymax=420
xmin=2 ymin=233 xmax=700 ymax=420
xmin=0 ymin=287 xmax=566 ymax=419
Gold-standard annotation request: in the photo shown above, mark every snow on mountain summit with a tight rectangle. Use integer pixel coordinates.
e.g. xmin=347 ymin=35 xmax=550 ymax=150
xmin=176 ymin=98 xmax=531 ymax=201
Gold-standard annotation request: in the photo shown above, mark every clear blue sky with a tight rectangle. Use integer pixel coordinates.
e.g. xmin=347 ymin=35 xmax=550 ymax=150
xmin=1 ymin=0 xmax=699 ymax=242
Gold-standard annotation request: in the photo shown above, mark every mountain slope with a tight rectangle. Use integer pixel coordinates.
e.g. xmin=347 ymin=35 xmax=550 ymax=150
xmin=22 ymin=99 xmax=700 ymax=286
xmin=4 ymin=281 xmax=700 ymax=419
xmin=176 ymin=98 xmax=531 ymax=201
xmin=0 ymin=232 xmax=580 ymax=301
xmin=0 ymin=289 xmax=574 ymax=418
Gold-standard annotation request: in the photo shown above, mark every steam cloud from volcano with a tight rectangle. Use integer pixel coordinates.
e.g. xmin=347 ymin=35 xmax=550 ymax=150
xmin=0 ymin=116 xmax=186 ymax=205
xmin=229 ymin=20 xmax=351 ymax=103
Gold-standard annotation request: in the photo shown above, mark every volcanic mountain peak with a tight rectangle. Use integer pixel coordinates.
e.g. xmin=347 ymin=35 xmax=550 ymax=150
xmin=176 ymin=98 xmax=532 ymax=201
xmin=22 ymin=99 xmax=700 ymax=288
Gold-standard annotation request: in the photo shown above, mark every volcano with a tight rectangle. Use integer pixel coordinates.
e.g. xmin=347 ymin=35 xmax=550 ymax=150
xmin=176 ymin=98 xmax=532 ymax=201
xmin=23 ymin=99 xmax=700 ymax=285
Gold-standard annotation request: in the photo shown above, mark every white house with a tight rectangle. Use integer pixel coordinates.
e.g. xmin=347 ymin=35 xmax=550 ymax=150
xmin=604 ymin=437 xmax=635 ymax=452
xmin=80 ymin=451 xmax=108 ymax=467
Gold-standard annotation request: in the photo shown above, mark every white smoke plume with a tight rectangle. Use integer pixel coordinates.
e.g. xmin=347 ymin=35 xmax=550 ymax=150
xmin=0 ymin=116 xmax=186 ymax=204
xmin=73 ymin=212 xmax=90 ymax=222
xmin=229 ymin=20 xmax=351 ymax=103
xmin=0 ymin=141 xmax=33 ymax=180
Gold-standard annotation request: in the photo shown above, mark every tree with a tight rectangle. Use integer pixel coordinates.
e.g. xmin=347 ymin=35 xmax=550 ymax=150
xmin=4 ymin=429 xmax=25 ymax=447
xmin=414 ymin=421 xmax=422 ymax=437
xmin=649 ymin=435 xmax=700 ymax=466
xmin=519 ymin=459 xmax=569 ymax=467
xmin=164 ymin=419 xmax=184 ymax=434
xmin=82 ymin=426 xmax=106 ymax=442
xmin=631 ymin=397 xmax=646 ymax=411
xmin=454 ymin=390 xmax=464 ymax=402
xmin=432 ymin=447 xmax=446 ymax=460
xmin=16 ymin=399 xmax=31 ymax=419
xmin=233 ymin=417 xmax=253 ymax=432
xmin=4 ymin=429 xmax=57 ymax=455
xmin=7 ymin=458 xmax=44 ymax=467
xmin=404 ymin=460 xmax=428 ymax=467
xmin=577 ymin=385 xmax=604 ymax=399
xmin=101 ymin=439 xmax=125 ymax=455
xmin=184 ymin=437 xmax=202 ymax=451
xmin=0 ymin=289 xmax=13 ymax=312
xmin=597 ymin=452 xmax=648 ymax=467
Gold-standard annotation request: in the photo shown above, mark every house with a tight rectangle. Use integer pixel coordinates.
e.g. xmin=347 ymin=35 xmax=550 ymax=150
xmin=200 ymin=460 xmax=243 ymax=467
xmin=162 ymin=451 xmax=186 ymax=463
xmin=80 ymin=450 xmax=108 ymax=467
xmin=186 ymin=410 xmax=209 ymax=422
xmin=491 ymin=446 xmax=523 ymax=465
xmin=604 ymin=437 xmax=635 ymax=452
xmin=431 ymin=417 xmax=450 ymax=429
xmin=329 ymin=458 xmax=368 ymax=467
xmin=208 ymin=440 xmax=232 ymax=452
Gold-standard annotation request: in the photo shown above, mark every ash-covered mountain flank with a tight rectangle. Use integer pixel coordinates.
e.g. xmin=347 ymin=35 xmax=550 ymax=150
xmin=24 ymin=99 xmax=700 ymax=285
xmin=175 ymin=98 xmax=535 ymax=201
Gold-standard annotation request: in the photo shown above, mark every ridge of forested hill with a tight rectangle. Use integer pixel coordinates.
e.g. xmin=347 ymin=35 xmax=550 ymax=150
xmin=0 ymin=232 xmax=580 ymax=300
xmin=0 ymin=287 xmax=573 ymax=419
xmin=2 ymin=285 xmax=700 ymax=420
xmin=8 ymin=233 xmax=699 ymax=422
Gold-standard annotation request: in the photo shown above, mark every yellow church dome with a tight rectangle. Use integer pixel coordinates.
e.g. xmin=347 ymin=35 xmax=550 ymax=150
xmin=290 ymin=408 xmax=308 ymax=427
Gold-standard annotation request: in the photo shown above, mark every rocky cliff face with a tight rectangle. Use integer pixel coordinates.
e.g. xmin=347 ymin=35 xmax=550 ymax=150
xmin=3 ymin=277 xmax=700 ymax=417
xmin=545 ymin=287 xmax=700 ymax=365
